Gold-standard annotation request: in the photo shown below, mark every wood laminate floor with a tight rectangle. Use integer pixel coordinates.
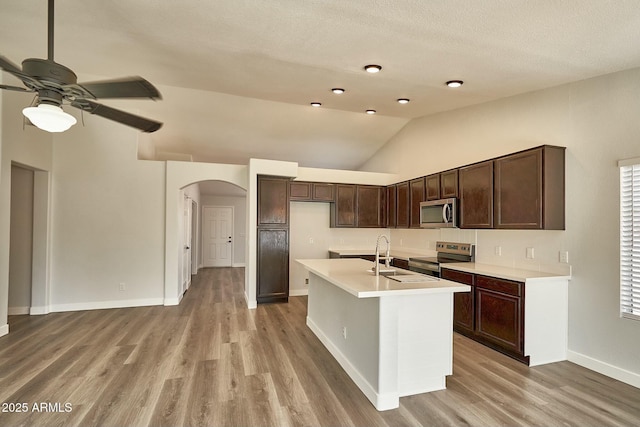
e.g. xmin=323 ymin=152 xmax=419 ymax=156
xmin=1 ymin=267 xmax=639 ymax=427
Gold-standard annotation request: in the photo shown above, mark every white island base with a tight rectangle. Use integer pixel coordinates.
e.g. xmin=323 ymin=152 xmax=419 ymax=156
xmin=299 ymin=259 xmax=470 ymax=411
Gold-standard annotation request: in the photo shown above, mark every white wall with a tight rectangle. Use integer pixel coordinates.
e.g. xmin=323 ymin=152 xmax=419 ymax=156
xmin=50 ymin=113 xmax=166 ymax=311
xmin=361 ymin=67 xmax=640 ymax=386
xmin=289 ymin=202 xmax=389 ymax=295
xmin=0 ymin=87 xmax=53 ymax=336
xmin=201 ymin=194 xmax=247 ymax=266
xmin=8 ymin=165 xmax=34 ymax=314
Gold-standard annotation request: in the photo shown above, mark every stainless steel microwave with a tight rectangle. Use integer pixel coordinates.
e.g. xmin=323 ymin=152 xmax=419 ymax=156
xmin=419 ymin=198 xmax=457 ymax=228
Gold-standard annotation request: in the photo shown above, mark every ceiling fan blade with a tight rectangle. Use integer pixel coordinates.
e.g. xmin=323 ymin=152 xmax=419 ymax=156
xmin=71 ymin=99 xmax=162 ymax=133
xmin=0 ymin=84 xmax=33 ymax=93
xmin=76 ymin=77 xmax=162 ymax=100
xmin=0 ymin=55 xmax=26 ymax=76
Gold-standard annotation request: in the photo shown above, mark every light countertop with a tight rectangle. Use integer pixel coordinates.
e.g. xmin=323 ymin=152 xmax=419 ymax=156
xmin=327 ymin=248 xmax=435 ymax=260
xmin=297 ymin=258 xmax=470 ymax=298
xmin=442 ymin=262 xmax=572 ymax=282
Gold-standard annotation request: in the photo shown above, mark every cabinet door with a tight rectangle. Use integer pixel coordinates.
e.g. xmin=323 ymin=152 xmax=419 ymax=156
xmin=313 ymin=183 xmax=335 ymax=202
xmin=387 ymin=185 xmax=397 ymax=228
xmin=459 ymin=161 xmax=494 ymax=228
xmin=409 ymin=178 xmax=425 ymax=228
xmin=425 ymin=174 xmax=441 ymax=201
xmin=330 ymin=184 xmax=357 ymax=227
xmin=396 ymin=181 xmax=410 ymax=228
xmin=258 ymin=176 xmax=289 ymax=226
xmin=257 ymin=229 xmax=289 ymax=303
xmin=391 ymin=258 xmax=409 ymax=269
xmin=441 ymin=269 xmax=474 ymax=336
xmin=440 ymin=169 xmax=459 ymax=198
xmin=357 ymin=186 xmax=384 ymax=227
xmin=475 ymin=275 xmax=524 ymax=356
xmin=494 ymin=148 xmax=543 ymax=229
xmin=289 ymin=181 xmax=312 ymax=201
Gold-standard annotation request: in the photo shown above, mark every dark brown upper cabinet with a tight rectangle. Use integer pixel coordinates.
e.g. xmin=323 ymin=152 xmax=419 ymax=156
xmin=357 ymin=185 xmax=386 ymax=228
xmin=396 ymin=181 xmax=410 ymax=228
xmin=387 ymin=185 xmax=397 ymax=228
xmin=289 ymin=181 xmax=335 ymax=202
xmin=330 ymin=184 xmax=357 ymax=227
xmin=494 ymin=146 xmax=565 ymax=230
xmin=409 ymin=178 xmax=426 ymax=228
xmin=258 ymin=176 xmax=289 ymax=226
xmin=459 ymin=160 xmax=494 ymax=229
xmin=289 ymin=181 xmax=312 ymax=200
xmin=425 ymin=174 xmax=441 ymax=201
xmin=440 ymin=169 xmax=459 ymax=198
xmin=313 ymin=183 xmax=335 ymax=202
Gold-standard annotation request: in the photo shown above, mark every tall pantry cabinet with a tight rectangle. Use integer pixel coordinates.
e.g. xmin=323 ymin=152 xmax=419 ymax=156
xmin=257 ymin=175 xmax=290 ymax=303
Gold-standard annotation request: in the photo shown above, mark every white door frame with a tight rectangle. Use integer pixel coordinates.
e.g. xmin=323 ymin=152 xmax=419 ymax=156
xmin=191 ymin=199 xmax=199 ymax=276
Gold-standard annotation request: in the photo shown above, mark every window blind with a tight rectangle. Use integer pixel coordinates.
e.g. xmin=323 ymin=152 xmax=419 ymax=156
xmin=620 ymin=160 xmax=640 ymax=321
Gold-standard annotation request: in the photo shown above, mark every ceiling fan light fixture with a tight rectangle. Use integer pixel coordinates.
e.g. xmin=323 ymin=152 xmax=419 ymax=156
xmin=364 ymin=64 xmax=382 ymax=73
xmin=446 ymin=80 xmax=464 ymax=88
xmin=22 ymin=103 xmax=77 ymax=132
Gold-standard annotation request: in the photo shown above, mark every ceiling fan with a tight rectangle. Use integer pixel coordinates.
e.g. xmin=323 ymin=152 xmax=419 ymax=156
xmin=0 ymin=0 xmax=162 ymax=133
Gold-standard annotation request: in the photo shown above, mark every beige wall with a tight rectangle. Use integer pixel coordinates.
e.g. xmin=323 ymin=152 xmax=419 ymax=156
xmin=361 ymin=67 xmax=640 ymax=385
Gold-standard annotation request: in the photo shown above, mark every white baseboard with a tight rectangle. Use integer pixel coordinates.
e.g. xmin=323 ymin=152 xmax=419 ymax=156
xmin=30 ymin=306 xmax=50 ymax=315
xmin=51 ymin=298 xmax=163 ymax=313
xmin=307 ymin=316 xmax=398 ymax=410
xmin=568 ymin=350 xmax=640 ymax=389
xmin=0 ymin=324 xmax=8 ymax=337
xmin=289 ymin=289 xmax=309 ymax=297
xmin=232 ymin=262 xmax=246 ymax=268
xmin=8 ymin=306 xmax=30 ymax=315
xmin=164 ymin=297 xmax=180 ymax=306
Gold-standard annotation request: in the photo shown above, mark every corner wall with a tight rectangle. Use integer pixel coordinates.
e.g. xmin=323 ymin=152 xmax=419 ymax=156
xmin=361 ymin=67 xmax=640 ymax=386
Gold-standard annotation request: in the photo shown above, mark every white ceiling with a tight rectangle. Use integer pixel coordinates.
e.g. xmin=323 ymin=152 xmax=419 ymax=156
xmin=2 ymin=0 xmax=640 ymax=169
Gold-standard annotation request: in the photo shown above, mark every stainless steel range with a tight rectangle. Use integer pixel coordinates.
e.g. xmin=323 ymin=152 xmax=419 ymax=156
xmin=408 ymin=241 xmax=475 ymax=277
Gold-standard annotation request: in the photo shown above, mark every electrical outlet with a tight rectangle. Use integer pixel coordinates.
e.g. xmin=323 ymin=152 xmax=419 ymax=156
xmin=309 ymin=237 xmax=314 ymax=244
xmin=495 ymin=246 xmax=502 ymax=256
xmin=342 ymin=326 xmax=347 ymax=339
xmin=119 ymin=282 xmax=126 ymax=291
xmin=305 ymin=278 xmax=309 ymax=285
xmin=526 ymin=247 xmax=535 ymax=259
xmin=559 ymin=251 xmax=569 ymax=263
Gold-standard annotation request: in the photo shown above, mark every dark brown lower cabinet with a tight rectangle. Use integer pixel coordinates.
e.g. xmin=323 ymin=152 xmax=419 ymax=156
xmin=442 ymin=269 xmax=528 ymax=364
xmin=257 ymin=229 xmax=289 ymax=303
xmin=441 ymin=269 xmax=474 ymax=336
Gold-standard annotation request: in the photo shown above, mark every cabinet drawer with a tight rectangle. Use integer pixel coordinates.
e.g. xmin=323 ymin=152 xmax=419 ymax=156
xmin=391 ymin=258 xmax=409 ymax=270
xmin=476 ymin=275 xmax=522 ymax=297
xmin=441 ymin=269 xmax=474 ymax=285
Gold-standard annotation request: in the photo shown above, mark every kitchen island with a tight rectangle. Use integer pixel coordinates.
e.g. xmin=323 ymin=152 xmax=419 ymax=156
xmin=297 ymin=258 xmax=471 ymax=411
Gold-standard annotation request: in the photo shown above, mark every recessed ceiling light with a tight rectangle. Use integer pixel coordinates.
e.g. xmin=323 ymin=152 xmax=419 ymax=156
xmin=310 ymin=102 xmax=322 ymax=107
xmin=364 ymin=64 xmax=382 ymax=73
xmin=365 ymin=109 xmax=376 ymax=115
xmin=331 ymin=88 xmax=345 ymax=94
xmin=446 ymin=80 xmax=464 ymax=88
xmin=397 ymin=98 xmax=410 ymax=104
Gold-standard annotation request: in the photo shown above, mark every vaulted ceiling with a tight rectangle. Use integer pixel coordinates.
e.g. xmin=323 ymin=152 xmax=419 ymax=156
xmin=2 ymin=1 xmax=640 ymax=169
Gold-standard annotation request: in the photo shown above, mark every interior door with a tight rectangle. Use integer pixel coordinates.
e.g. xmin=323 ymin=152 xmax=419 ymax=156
xmin=203 ymin=206 xmax=233 ymax=267
xmin=182 ymin=196 xmax=192 ymax=291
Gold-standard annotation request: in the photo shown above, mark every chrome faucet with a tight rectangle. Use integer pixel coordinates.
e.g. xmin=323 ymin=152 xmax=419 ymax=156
xmin=373 ymin=235 xmax=391 ymax=276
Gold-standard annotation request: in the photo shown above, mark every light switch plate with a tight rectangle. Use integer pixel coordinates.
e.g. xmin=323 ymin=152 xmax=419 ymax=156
xmin=526 ymin=247 xmax=535 ymax=259
xmin=560 ymin=251 xmax=569 ymax=263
